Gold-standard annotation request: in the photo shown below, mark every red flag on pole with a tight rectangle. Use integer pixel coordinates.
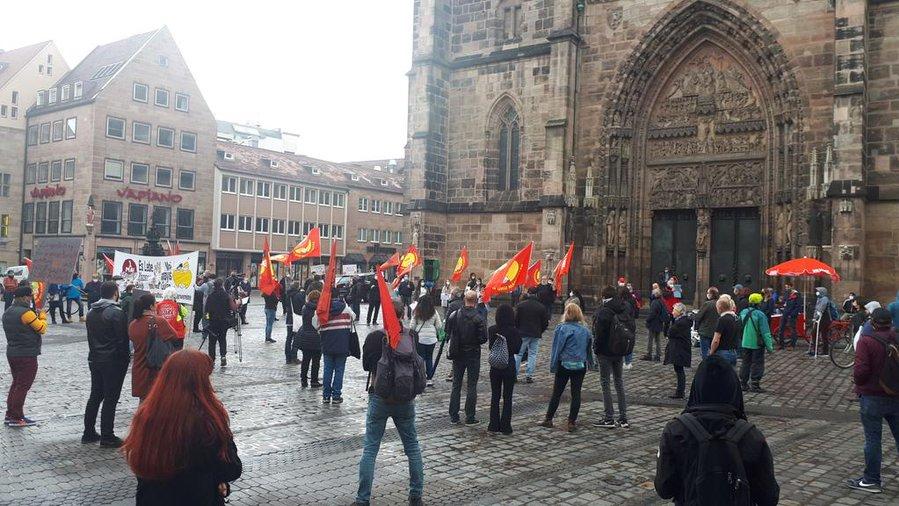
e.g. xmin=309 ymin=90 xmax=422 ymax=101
xmin=450 ymin=247 xmax=468 ymax=283
xmin=258 ymin=239 xmax=280 ymax=296
xmin=316 ymin=240 xmax=338 ymax=326
xmin=524 ymin=260 xmax=541 ymax=289
xmin=553 ymin=242 xmax=575 ymax=291
xmin=482 ymin=243 xmax=533 ymax=303
xmin=376 ymin=266 xmax=402 ymax=349
xmin=395 ymin=245 xmax=422 ymax=280
xmin=287 ymin=227 xmax=321 ymax=263
xmin=102 ymin=254 xmax=114 ymax=274
xmin=23 ymin=257 xmax=33 ymax=271
xmin=380 ymin=252 xmax=401 ymax=271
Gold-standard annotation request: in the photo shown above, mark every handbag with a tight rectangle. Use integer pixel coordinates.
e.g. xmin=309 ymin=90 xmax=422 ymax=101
xmin=146 ymin=316 xmax=174 ymax=369
xmin=349 ymin=321 xmax=361 ymax=359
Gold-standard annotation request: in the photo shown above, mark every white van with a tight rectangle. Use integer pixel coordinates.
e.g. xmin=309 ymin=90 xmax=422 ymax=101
xmin=5 ymin=265 xmax=30 ymax=283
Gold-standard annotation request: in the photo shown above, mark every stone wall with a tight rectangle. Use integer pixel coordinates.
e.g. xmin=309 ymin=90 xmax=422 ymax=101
xmin=441 ymin=211 xmax=543 ymax=279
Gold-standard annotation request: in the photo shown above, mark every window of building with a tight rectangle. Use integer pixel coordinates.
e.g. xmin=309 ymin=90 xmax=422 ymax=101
xmin=175 ymin=93 xmax=189 ymax=112
xmin=288 ymin=220 xmax=301 ymax=235
xmin=289 ymin=186 xmax=302 ymax=201
xmin=104 ymin=159 xmax=124 ymax=181
xmin=50 ymin=160 xmax=62 ymax=182
xmin=220 ymin=214 xmax=235 ymax=230
xmin=272 ymin=219 xmax=285 ymax=234
xmin=318 ymin=191 xmax=331 ymax=206
xmin=157 ymin=55 xmax=168 ymax=67
xmin=394 ymin=231 xmax=402 ymax=244
xmin=238 ymin=215 xmax=253 ymax=232
xmin=37 ymin=162 xmax=49 ymax=184
xmin=40 ymin=122 xmax=50 ymax=143
xmin=357 ymin=227 xmax=366 ymax=242
xmin=179 ymin=170 xmax=195 ymax=190
xmin=73 ymin=81 xmax=83 ymax=98
xmin=240 ymin=178 xmax=254 ymax=196
xmin=131 ymin=163 xmax=149 ymax=184
xmin=11 ymin=91 xmax=18 ymax=104
xmin=358 ymin=197 xmax=368 ymax=212
xmin=23 ymin=203 xmax=34 ymax=234
xmin=332 ymin=225 xmax=343 ymax=239
xmin=154 ymin=88 xmax=169 ymax=107
xmin=497 ymin=105 xmax=521 ymax=191
xmin=304 ymin=187 xmax=317 ymax=203
xmin=47 ymin=66 xmax=52 ymax=76
xmin=9 ymin=107 xmax=16 ymax=118
xmin=51 ymin=120 xmax=63 ymax=141
xmin=65 ymin=117 xmax=76 ymax=139
xmin=303 ymin=222 xmax=315 ymax=234
xmin=64 ymin=159 xmax=75 ymax=180
xmin=371 ymin=200 xmax=381 ymax=214
xmin=61 ymin=84 xmax=70 ymax=101
xmin=48 ymin=87 xmax=57 ymax=104
xmin=132 ymin=121 xmax=150 ymax=144
xmin=128 ymin=204 xmax=148 ymax=236
xmin=101 ymin=201 xmax=121 ymax=235
xmin=334 ymin=193 xmax=345 ymax=208
xmin=61 ymin=201 xmax=73 ymax=233
xmin=255 ymin=217 xmax=269 ymax=233
xmin=0 ymin=214 xmax=7 ymax=238
xmin=382 ymin=230 xmax=392 ymax=243
xmin=320 ymin=224 xmax=330 ymax=238
xmin=0 ymin=105 xmax=6 ymax=117
xmin=0 ymin=173 xmax=9 ymax=197
xmin=38 ymin=64 xmax=44 ymax=74
xmin=25 ymin=164 xmax=36 ymax=184
xmin=156 ymin=166 xmax=172 ymax=187
xmin=106 ymin=116 xmax=125 ymax=139
xmin=27 ymin=125 xmax=38 ymax=146
xmin=157 ymin=127 xmax=174 ymax=148
xmin=35 ymin=202 xmax=47 ymax=234
xmin=176 ymin=209 xmax=194 ymax=239
xmin=369 ymin=229 xmax=378 ymax=243
xmin=152 ymin=206 xmax=171 ymax=237
xmin=133 ymin=82 xmax=148 ymax=102
xmin=256 ymin=181 xmax=271 ymax=198
xmin=274 ymin=184 xmax=287 ymax=200
xmin=221 ymin=176 xmax=237 ymax=193
xmin=180 ymin=131 xmax=196 ymax=152
xmin=503 ymin=4 xmax=522 ymax=41
xmin=395 ymin=203 xmax=405 ymax=216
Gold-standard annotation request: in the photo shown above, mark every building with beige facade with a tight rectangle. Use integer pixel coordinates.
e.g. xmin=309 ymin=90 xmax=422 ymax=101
xmin=22 ymin=27 xmax=216 ymax=279
xmin=0 ymin=41 xmax=69 ymax=269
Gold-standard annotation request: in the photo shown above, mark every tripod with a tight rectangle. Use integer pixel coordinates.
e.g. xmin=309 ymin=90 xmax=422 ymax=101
xmin=197 ymin=308 xmax=244 ymax=363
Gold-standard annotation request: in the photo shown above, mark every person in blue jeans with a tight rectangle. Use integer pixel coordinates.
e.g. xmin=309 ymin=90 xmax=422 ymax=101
xmin=709 ymin=296 xmax=740 ymax=366
xmin=262 ymin=291 xmax=280 ymax=343
xmin=67 ymin=273 xmax=86 ymax=321
xmin=514 ymin=292 xmax=549 ymax=383
xmin=847 ymin=308 xmax=899 ymax=494
xmin=313 ymin=298 xmax=355 ymax=404
xmin=356 ymin=300 xmax=424 ymax=506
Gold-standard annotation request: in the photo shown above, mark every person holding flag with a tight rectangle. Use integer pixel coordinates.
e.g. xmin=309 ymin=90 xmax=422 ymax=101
xmin=313 ymin=241 xmax=356 ymax=404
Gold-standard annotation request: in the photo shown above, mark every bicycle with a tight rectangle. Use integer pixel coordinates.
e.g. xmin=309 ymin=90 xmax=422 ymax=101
xmin=801 ymin=318 xmax=853 ymax=368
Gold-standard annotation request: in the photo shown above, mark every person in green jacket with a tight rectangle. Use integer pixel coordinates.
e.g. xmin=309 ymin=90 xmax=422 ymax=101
xmin=739 ymin=293 xmax=774 ymax=393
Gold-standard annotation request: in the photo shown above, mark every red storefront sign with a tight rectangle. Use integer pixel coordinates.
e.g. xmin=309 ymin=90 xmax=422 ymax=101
xmin=30 ymin=185 xmax=66 ymax=199
xmin=116 ymin=187 xmax=183 ymax=204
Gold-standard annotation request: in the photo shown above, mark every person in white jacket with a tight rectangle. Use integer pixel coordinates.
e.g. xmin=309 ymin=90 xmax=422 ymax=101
xmin=411 ymin=294 xmax=443 ymax=387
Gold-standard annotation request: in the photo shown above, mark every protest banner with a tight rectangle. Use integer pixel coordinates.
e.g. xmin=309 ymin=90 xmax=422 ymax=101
xmin=112 ymin=251 xmax=199 ymax=305
xmin=29 ymin=237 xmax=84 ymax=309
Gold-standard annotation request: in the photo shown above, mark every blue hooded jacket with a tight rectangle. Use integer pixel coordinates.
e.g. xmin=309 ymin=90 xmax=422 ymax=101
xmin=889 ymin=291 xmax=899 ymax=329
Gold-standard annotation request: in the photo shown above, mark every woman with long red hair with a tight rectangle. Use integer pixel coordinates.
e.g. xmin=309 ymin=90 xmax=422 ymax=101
xmin=122 ymin=350 xmax=241 ymax=505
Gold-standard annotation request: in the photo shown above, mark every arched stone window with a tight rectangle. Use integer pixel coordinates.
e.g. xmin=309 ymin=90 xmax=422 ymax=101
xmin=496 ymin=105 xmax=520 ymax=191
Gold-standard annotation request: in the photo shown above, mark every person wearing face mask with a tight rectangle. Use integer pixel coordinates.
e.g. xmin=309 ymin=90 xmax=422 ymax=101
xmin=694 ymin=287 xmax=721 ymax=360
xmin=664 ymin=303 xmax=693 ymax=399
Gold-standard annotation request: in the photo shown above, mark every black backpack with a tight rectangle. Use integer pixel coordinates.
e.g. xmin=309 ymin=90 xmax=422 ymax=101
xmin=676 ymin=413 xmax=754 ymax=506
xmin=607 ymin=312 xmax=636 ymax=357
xmin=373 ymin=331 xmax=427 ymax=402
xmin=870 ymin=333 xmax=899 ymax=396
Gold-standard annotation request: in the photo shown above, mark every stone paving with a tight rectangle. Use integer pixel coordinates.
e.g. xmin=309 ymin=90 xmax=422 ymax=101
xmin=1 ymin=301 xmax=898 ymax=505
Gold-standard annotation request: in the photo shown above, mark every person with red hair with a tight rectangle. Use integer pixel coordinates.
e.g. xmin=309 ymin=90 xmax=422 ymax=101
xmin=122 ymin=349 xmax=241 ymax=505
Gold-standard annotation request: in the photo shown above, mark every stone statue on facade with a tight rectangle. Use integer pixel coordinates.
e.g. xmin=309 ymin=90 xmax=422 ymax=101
xmin=605 ymin=209 xmax=616 ymax=245
xmin=617 ymin=209 xmax=628 ymax=248
xmin=696 ymin=209 xmax=710 ymax=254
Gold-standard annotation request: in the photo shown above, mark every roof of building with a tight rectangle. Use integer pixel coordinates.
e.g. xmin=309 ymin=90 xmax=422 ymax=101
xmin=0 ymin=41 xmax=52 ymax=89
xmin=217 ymin=120 xmax=294 ymax=140
xmin=27 ymin=28 xmax=162 ymax=116
xmin=339 ymin=159 xmax=406 ymax=194
xmin=214 ymin=141 xmax=350 ymax=190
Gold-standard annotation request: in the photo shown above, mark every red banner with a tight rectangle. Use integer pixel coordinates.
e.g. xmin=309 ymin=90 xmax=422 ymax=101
xmin=258 ymin=238 xmax=280 ymax=296
xmin=524 ymin=260 xmax=541 ymax=289
xmin=553 ymin=242 xmax=574 ymax=290
xmin=376 ymin=266 xmax=402 ymax=349
xmin=450 ymin=247 xmax=468 ymax=283
xmin=287 ymin=227 xmax=321 ymax=263
xmin=482 ymin=243 xmax=533 ymax=303
xmin=316 ymin=241 xmax=338 ymax=326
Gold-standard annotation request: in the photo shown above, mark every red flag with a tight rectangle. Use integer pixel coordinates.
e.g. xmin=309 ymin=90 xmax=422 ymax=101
xmin=376 ymin=267 xmax=402 ymax=349
xmin=173 ymin=241 xmax=181 ymax=255
xmin=450 ymin=247 xmax=468 ymax=283
xmin=316 ymin=240 xmax=338 ymax=326
xmin=23 ymin=257 xmax=33 ymax=270
xmin=553 ymin=242 xmax=575 ymax=290
xmin=396 ymin=245 xmax=422 ymax=279
xmin=524 ymin=260 xmax=541 ymax=289
xmin=270 ymin=253 xmax=290 ymax=263
xmin=380 ymin=252 xmax=401 ymax=271
xmin=102 ymin=253 xmax=114 ymax=274
xmin=287 ymin=227 xmax=321 ymax=263
xmin=482 ymin=243 xmax=533 ymax=303
xmin=259 ymin=238 xmax=280 ymax=296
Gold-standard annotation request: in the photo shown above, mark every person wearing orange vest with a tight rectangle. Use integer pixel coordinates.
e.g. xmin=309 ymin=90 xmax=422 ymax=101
xmin=156 ymin=288 xmax=188 ymax=350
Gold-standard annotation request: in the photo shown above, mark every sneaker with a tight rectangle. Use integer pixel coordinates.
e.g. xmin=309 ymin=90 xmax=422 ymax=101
xmin=566 ymin=420 xmax=577 ymax=432
xmin=426 ymin=380 xmax=434 ymax=388
xmin=301 ymin=379 xmax=309 ymax=388
xmin=846 ymin=477 xmax=882 ymax=493
xmin=618 ymin=419 xmax=630 ymax=429
xmin=525 ymin=376 xmax=534 ymax=384
xmin=409 ymin=497 xmax=423 ymax=506
xmin=465 ymin=418 xmax=480 ymax=426
xmin=220 ymin=357 xmax=227 ymax=367
xmin=669 ymin=393 xmax=685 ymax=399
xmin=322 ymin=397 xmax=331 ymax=404
xmin=750 ymin=385 xmax=766 ymax=393
xmin=265 ymin=338 xmax=276 ymax=343
xmin=740 ymin=383 xmax=749 ymax=391
xmin=450 ymin=417 xmax=462 ymax=425
xmin=593 ymin=419 xmax=617 ymax=429
xmin=332 ymin=397 xmax=344 ymax=404
xmin=99 ymin=436 xmax=124 ymax=448
xmin=310 ymin=381 xmax=323 ymax=389
xmin=639 ymin=354 xmax=652 ymax=361
xmin=81 ymin=431 xmax=101 ymax=444
xmin=5 ymin=418 xmax=37 ymax=428
xmin=623 ymin=363 xmax=633 ymax=370
xmin=538 ymin=418 xmax=554 ymax=428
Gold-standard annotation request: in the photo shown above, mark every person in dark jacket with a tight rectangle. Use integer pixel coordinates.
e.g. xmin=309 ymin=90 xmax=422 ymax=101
xmin=366 ymin=282 xmax=380 ymax=326
xmin=122 ymin=350 xmax=242 ymax=506
xmin=236 ymin=275 xmax=251 ymax=325
xmin=347 ymin=277 xmax=366 ymax=322
xmin=846 ymin=308 xmax=899 ymax=494
xmin=192 ymin=274 xmax=207 ymax=333
xmin=664 ymin=303 xmax=693 ymax=399
xmin=47 ymin=283 xmax=70 ymax=324
xmin=84 ymin=275 xmax=103 ymax=307
xmin=205 ymin=279 xmax=237 ymax=367
xmin=643 ymin=288 xmax=668 ymax=362
xmin=488 ymin=304 xmax=522 ymax=434
xmin=778 ymin=282 xmax=803 ymax=350
xmin=655 ymin=355 xmax=779 ymax=505
xmin=283 ymin=282 xmax=302 ymax=364
xmin=693 ymin=287 xmax=719 ymax=359
xmin=397 ymin=277 xmax=415 ymax=320
xmin=733 ymin=284 xmax=750 ymax=314
xmin=535 ymin=277 xmax=556 ymax=316
xmin=446 ymin=290 xmax=487 ymax=424
xmin=313 ymin=298 xmax=356 ymax=403
xmin=514 ymin=292 xmax=549 ymax=384
xmin=294 ymin=290 xmax=322 ymax=388
xmin=262 ymin=290 xmax=280 ymax=344
xmin=540 ymin=303 xmax=593 ymax=433
xmin=83 ymin=282 xmax=130 ymax=446
xmin=3 ymin=285 xmax=47 ymax=427
xmin=592 ymin=286 xmax=633 ymax=428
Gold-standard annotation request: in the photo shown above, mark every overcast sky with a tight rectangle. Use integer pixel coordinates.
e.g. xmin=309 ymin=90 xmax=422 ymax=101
xmin=3 ymin=0 xmax=412 ymax=162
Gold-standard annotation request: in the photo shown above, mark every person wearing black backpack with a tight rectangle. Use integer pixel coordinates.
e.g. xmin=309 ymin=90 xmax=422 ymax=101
xmin=655 ymin=355 xmax=779 ymax=505
xmin=445 ymin=290 xmax=487 ymax=425
xmin=356 ymin=300 xmax=424 ymax=506
xmin=592 ymin=286 xmax=634 ymax=429
xmin=487 ymin=304 xmax=521 ymax=435
xmin=846 ymin=308 xmax=899 ymax=494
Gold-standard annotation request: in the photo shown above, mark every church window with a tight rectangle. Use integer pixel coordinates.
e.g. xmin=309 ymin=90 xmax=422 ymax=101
xmin=503 ymin=5 xmax=522 ymax=41
xmin=497 ymin=106 xmax=520 ymax=191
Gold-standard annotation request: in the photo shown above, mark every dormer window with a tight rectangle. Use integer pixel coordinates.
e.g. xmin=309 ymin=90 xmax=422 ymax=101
xmin=374 ymin=165 xmax=382 ymax=172
xmin=380 ymin=179 xmax=388 ymax=186
xmin=48 ymin=87 xmax=57 ymax=104
xmin=224 ymin=152 xmax=234 ymax=160
xmin=73 ymin=81 xmax=83 ymax=99
xmin=351 ymin=174 xmax=359 ymax=182
xmin=61 ymin=85 xmax=70 ymax=101
xmin=311 ymin=167 xmax=321 ymax=175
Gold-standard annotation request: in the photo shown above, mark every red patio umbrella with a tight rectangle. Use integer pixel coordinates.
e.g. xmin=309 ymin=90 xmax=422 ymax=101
xmin=765 ymin=257 xmax=840 ymax=281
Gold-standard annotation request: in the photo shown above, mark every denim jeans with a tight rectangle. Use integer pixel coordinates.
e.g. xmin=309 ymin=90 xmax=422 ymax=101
xmin=699 ymin=336 xmax=712 ymax=360
xmin=739 ymin=348 xmax=766 ymax=387
xmin=715 ymin=348 xmax=738 ymax=366
xmin=322 ymin=354 xmax=347 ymax=399
xmin=598 ymin=355 xmax=627 ymax=421
xmin=648 ymin=331 xmax=662 ymax=359
xmin=859 ymin=395 xmax=899 ymax=484
xmin=449 ymin=355 xmax=480 ymax=421
xmin=67 ymin=298 xmax=84 ymax=318
xmin=516 ymin=337 xmax=541 ymax=377
xmin=356 ymin=395 xmax=423 ymax=502
xmin=264 ymin=308 xmax=277 ymax=340
xmin=416 ymin=342 xmax=435 ymax=379
xmin=284 ymin=328 xmax=297 ymax=362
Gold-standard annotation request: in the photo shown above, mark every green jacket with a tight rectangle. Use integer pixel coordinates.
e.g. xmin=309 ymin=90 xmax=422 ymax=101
xmin=739 ymin=307 xmax=774 ymax=351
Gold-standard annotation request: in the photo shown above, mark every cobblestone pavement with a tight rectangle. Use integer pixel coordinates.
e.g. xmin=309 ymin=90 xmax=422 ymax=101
xmin=2 ymin=301 xmax=898 ymax=505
